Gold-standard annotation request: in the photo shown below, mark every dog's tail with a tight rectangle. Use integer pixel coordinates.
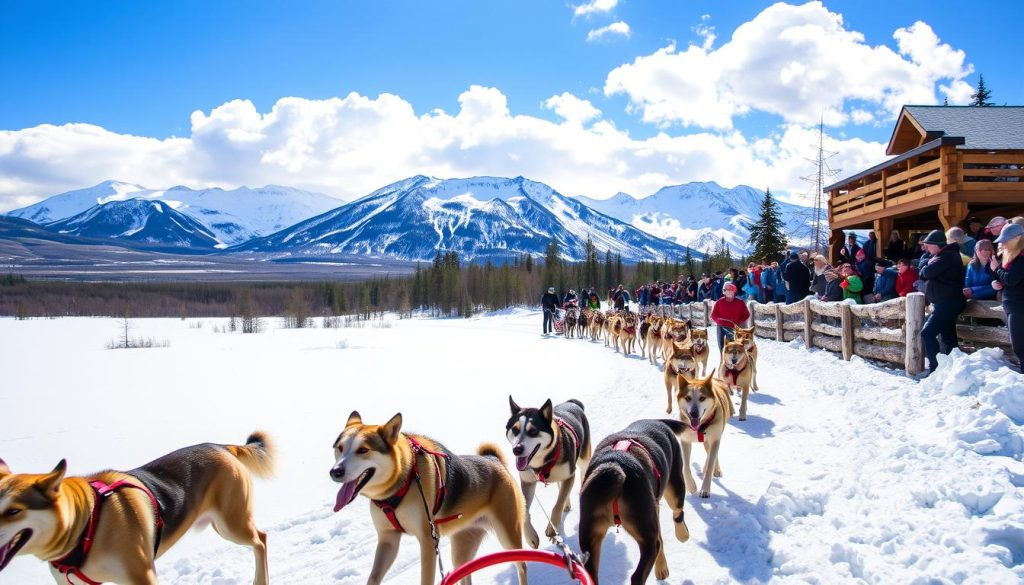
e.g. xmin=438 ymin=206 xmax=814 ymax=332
xmin=567 ymin=398 xmax=585 ymax=411
xmin=477 ymin=442 xmax=508 ymax=466
xmin=580 ymin=462 xmax=626 ymax=515
xmin=226 ymin=431 xmax=275 ymax=479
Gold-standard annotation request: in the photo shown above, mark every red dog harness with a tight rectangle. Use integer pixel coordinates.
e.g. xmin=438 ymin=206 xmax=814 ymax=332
xmin=372 ymin=437 xmax=460 ymax=533
xmin=51 ymin=480 xmax=163 ymax=585
xmin=610 ymin=440 xmax=661 ymax=528
xmin=722 ymin=362 xmax=747 ymax=388
xmin=535 ymin=418 xmax=580 ymax=484
xmin=692 ymin=412 xmax=716 ymax=443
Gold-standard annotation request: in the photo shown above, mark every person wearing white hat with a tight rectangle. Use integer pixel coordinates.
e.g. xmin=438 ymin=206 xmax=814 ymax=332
xmin=990 ymin=222 xmax=1024 ymax=369
xmin=541 ymin=286 xmax=560 ymax=335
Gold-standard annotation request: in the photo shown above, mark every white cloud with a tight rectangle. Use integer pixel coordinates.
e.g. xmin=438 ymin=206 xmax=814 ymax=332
xmin=0 ymin=87 xmax=886 ymax=212
xmin=587 ymin=21 xmax=631 ymax=42
xmin=543 ymin=93 xmax=602 ymax=125
xmin=604 ymin=1 xmax=973 ymax=130
xmin=574 ymin=0 xmax=619 ymax=18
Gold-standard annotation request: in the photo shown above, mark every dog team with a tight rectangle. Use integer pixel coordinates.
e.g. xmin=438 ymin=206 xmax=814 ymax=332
xmin=0 ymin=318 xmax=759 ymax=585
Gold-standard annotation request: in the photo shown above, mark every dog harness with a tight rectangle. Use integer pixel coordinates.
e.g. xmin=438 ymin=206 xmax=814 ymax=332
xmin=722 ymin=362 xmax=747 ymax=388
xmin=535 ymin=418 xmax=580 ymax=484
xmin=50 ymin=479 xmax=164 ymax=585
xmin=610 ymin=439 xmax=661 ymax=528
xmin=372 ymin=437 xmax=460 ymax=533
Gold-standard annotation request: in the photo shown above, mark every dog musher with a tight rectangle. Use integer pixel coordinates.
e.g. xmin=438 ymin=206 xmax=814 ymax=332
xmin=541 ymin=286 xmax=560 ymax=335
xmin=710 ymin=282 xmax=750 ymax=351
xmin=612 ymin=284 xmax=631 ymax=312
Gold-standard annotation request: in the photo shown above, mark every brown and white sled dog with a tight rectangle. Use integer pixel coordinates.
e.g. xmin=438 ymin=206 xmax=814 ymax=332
xmin=578 ymin=419 xmax=690 ymax=585
xmin=331 ymin=412 xmax=527 ymax=585
xmin=718 ymin=340 xmax=756 ymax=420
xmin=686 ymin=328 xmax=710 ymax=376
xmin=616 ymin=313 xmax=639 ymax=356
xmin=506 ymin=398 xmax=591 ymax=548
xmin=0 ymin=433 xmax=274 ymax=585
xmin=677 ymin=373 xmax=733 ymax=498
xmin=644 ymin=316 xmax=664 ymax=365
xmin=660 ymin=320 xmax=690 ymax=364
xmin=732 ymin=326 xmax=759 ymax=391
xmin=662 ymin=341 xmax=699 ymax=414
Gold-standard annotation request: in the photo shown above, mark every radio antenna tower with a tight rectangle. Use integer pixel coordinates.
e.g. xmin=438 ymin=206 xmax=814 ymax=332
xmin=800 ymin=115 xmax=841 ymax=255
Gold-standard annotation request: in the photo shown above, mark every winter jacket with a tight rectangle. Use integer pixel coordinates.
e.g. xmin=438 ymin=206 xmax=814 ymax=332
xmin=919 ymin=243 xmax=967 ymax=305
xmin=698 ymin=282 xmax=714 ymax=301
xmin=612 ymin=289 xmax=631 ymax=309
xmin=839 ymin=243 xmax=861 ymax=265
xmin=885 ymin=238 xmax=905 ymax=261
xmin=964 ymin=262 xmax=997 ymax=301
xmin=743 ymin=281 xmax=760 ymax=302
xmin=863 ymin=238 xmax=877 ymax=260
xmin=962 ymin=236 xmax=977 ymax=257
xmin=995 ymin=257 xmax=1024 ymax=304
xmin=761 ymin=267 xmax=776 ymax=293
xmin=563 ymin=293 xmax=578 ymax=307
xmin=810 ymin=269 xmax=828 ymax=296
xmin=750 ymin=266 xmax=763 ymax=287
xmin=541 ymin=292 xmax=560 ymax=311
xmin=820 ymin=278 xmax=843 ymax=302
xmin=711 ymin=297 xmax=751 ymax=328
xmin=588 ymin=295 xmax=601 ymax=310
xmin=872 ymin=268 xmax=898 ymax=301
xmin=711 ymin=278 xmax=724 ymax=300
xmin=896 ymin=267 xmax=918 ymax=297
xmin=840 ymin=275 xmax=863 ymax=303
xmin=856 ymin=258 xmax=876 ymax=293
xmin=784 ymin=260 xmax=811 ymax=298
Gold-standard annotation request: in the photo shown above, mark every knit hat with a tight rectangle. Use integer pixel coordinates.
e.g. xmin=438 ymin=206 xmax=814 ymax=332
xmin=922 ymin=229 xmax=946 ymax=246
xmin=789 ymin=251 xmax=799 ymax=260
xmin=994 ymin=222 xmax=1024 ymax=244
xmin=876 ymin=259 xmax=894 ymax=268
xmin=723 ymin=282 xmax=737 ymax=293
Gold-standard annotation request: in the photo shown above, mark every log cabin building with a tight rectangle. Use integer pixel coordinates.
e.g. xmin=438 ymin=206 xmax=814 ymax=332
xmin=826 ymin=105 xmax=1024 ymax=261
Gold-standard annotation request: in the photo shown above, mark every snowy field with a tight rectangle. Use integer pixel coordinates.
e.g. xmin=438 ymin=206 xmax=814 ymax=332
xmin=1 ymin=310 xmax=1023 ymax=584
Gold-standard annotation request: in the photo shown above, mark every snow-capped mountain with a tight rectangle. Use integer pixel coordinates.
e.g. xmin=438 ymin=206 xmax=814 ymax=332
xmin=237 ymin=176 xmax=695 ymax=261
xmin=576 ymin=182 xmax=815 ymax=257
xmin=46 ymin=199 xmax=220 ymax=248
xmin=8 ymin=180 xmax=342 ymax=246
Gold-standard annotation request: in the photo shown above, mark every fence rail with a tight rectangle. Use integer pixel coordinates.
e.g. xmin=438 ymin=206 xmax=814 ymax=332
xmin=644 ymin=293 xmax=1013 ymax=375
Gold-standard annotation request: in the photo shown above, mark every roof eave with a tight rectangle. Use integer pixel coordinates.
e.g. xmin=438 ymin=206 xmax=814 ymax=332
xmin=825 ymin=136 xmax=965 ymax=192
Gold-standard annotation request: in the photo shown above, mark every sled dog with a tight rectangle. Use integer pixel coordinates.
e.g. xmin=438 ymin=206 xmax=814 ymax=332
xmin=677 ymin=372 xmax=733 ymax=497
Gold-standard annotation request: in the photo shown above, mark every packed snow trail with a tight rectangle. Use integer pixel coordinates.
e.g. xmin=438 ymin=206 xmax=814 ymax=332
xmin=1 ymin=311 xmax=1021 ymax=584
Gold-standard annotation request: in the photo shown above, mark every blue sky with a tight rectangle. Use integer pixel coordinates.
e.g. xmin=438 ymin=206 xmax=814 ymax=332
xmin=1 ymin=0 xmax=1021 ymax=208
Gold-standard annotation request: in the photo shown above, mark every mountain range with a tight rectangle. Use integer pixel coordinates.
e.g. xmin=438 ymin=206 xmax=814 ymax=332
xmin=4 ymin=176 xmax=813 ymax=262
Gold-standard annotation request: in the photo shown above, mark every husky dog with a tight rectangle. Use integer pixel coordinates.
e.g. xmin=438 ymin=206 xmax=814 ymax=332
xmin=331 ymin=412 xmax=527 ymax=585
xmin=506 ymin=398 xmax=591 ymax=548
xmin=677 ymin=373 xmax=733 ymax=497
xmin=663 ymin=341 xmax=699 ymax=414
xmin=719 ymin=340 xmax=756 ymax=420
xmin=732 ymin=326 xmax=759 ymax=391
xmin=686 ymin=327 xmax=710 ymax=376
xmin=660 ymin=320 xmax=690 ymax=364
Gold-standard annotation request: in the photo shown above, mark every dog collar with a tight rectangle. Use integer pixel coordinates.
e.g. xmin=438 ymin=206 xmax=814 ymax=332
xmin=535 ymin=418 xmax=579 ymax=484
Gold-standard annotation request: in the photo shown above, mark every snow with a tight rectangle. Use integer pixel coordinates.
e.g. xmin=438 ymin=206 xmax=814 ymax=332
xmin=1 ymin=313 xmax=1022 ymax=584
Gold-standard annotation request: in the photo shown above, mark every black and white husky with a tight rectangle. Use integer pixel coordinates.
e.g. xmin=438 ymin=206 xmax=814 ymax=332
xmin=506 ymin=397 xmax=591 ymax=547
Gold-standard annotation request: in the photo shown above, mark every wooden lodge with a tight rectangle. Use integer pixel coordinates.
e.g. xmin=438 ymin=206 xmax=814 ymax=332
xmin=826 ymin=105 xmax=1024 ymax=260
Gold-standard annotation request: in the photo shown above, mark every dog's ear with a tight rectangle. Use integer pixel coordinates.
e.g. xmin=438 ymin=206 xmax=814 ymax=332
xmin=540 ymin=399 xmax=553 ymax=422
xmin=34 ymin=459 xmax=66 ymax=498
xmin=346 ymin=411 xmax=362 ymax=428
xmin=379 ymin=413 xmax=403 ymax=445
xmin=0 ymin=457 xmax=9 ymax=477
xmin=701 ymin=372 xmax=716 ymax=387
xmin=677 ymin=372 xmax=694 ymax=386
xmin=509 ymin=395 xmax=521 ymax=416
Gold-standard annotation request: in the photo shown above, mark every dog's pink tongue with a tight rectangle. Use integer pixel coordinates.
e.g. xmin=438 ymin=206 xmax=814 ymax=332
xmin=689 ymin=417 xmax=701 ymax=431
xmin=333 ymin=481 xmax=359 ymax=513
xmin=516 ymin=456 xmax=529 ymax=471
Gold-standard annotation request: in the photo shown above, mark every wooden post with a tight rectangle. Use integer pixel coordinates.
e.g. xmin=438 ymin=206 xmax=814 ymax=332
xmin=938 ymin=200 xmax=968 ymax=231
xmin=873 ymin=217 xmax=893 ymax=257
xmin=803 ymin=298 xmax=813 ymax=348
xmin=774 ymin=304 xmax=784 ymax=341
xmin=839 ymin=302 xmax=854 ymax=361
xmin=905 ymin=292 xmax=926 ymax=375
xmin=829 ymin=229 xmax=845 ymax=265
xmin=747 ymin=300 xmax=756 ymax=329
xmin=704 ymin=300 xmax=711 ymax=328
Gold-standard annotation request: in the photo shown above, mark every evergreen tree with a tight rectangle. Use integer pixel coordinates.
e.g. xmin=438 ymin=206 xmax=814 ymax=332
xmin=970 ymin=74 xmax=993 ymax=106
xmin=684 ymin=247 xmax=695 ymax=277
xmin=543 ymin=238 xmax=562 ymax=293
xmin=603 ymin=250 xmax=613 ymax=292
xmin=943 ymin=96 xmax=949 ymax=106
xmin=746 ymin=187 xmax=788 ymax=263
xmin=614 ymin=253 xmax=624 ymax=287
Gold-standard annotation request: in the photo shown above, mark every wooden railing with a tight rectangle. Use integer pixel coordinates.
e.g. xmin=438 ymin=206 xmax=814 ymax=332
xmin=646 ymin=293 xmax=1015 ymax=375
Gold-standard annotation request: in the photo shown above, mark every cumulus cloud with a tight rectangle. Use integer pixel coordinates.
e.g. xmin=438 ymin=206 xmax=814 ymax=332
xmin=574 ymin=0 xmax=619 ymax=18
xmin=605 ymin=1 xmax=973 ymax=130
xmin=0 ymin=86 xmax=886 ymax=211
xmin=587 ymin=21 xmax=631 ymax=42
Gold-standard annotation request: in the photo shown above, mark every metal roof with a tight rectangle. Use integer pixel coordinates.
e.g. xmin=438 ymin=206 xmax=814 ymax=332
xmin=903 ymin=105 xmax=1024 ymax=150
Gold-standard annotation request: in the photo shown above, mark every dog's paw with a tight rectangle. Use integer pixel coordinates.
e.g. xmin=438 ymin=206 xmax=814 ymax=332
xmin=739 ymin=415 xmax=747 ymax=421
xmin=665 ymin=407 xmax=672 ymax=414
xmin=699 ymin=489 xmax=711 ymax=498
xmin=545 ymin=524 xmax=557 ymax=539
xmin=563 ymin=499 xmax=572 ymax=512
xmin=714 ymin=468 xmax=722 ymax=478
xmin=526 ymin=527 xmax=540 ymax=549
xmin=655 ymin=565 xmax=670 ymax=580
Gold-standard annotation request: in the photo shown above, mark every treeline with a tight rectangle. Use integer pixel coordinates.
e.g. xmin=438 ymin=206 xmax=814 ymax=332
xmin=1 ymin=238 xmax=751 ymax=319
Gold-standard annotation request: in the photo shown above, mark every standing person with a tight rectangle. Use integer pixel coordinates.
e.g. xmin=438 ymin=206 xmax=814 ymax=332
xmin=919 ymin=229 xmax=967 ymax=373
xmin=909 ymin=234 xmax=926 ymax=265
xmin=711 ymin=282 xmax=751 ymax=351
xmin=784 ymin=251 xmax=811 ymax=304
xmin=946 ymin=227 xmax=972 ymax=266
xmin=541 ymin=286 xmax=560 ymax=335
xmin=838 ymin=263 xmax=863 ymax=303
xmin=762 ymin=260 xmax=776 ymax=303
xmin=855 ymin=249 xmax=876 ymax=304
xmin=711 ymin=271 xmax=724 ymax=300
xmin=742 ymin=270 xmax=759 ymax=302
xmin=963 ymin=240 xmax=998 ymax=301
xmin=885 ymin=230 xmax=906 ymax=261
xmin=809 ymin=254 xmax=829 ymax=296
xmin=748 ymin=262 xmax=763 ymax=302
xmin=773 ymin=261 xmax=787 ymax=303
xmin=686 ymin=275 xmax=698 ymax=303
xmin=871 ymin=259 xmax=898 ymax=302
xmin=839 ymin=233 xmax=861 ymax=265
xmin=895 ymin=258 xmax=918 ymax=297
xmin=612 ymin=284 xmax=631 ymax=312
xmin=990 ymin=223 xmax=1024 ymax=369
xmin=863 ymin=231 xmax=878 ymax=260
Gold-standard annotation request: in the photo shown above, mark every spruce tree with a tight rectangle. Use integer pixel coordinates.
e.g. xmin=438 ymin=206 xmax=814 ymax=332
xmin=604 ymin=250 xmax=613 ymax=292
xmin=970 ymin=75 xmax=993 ymax=106
xmin=746 ymin=188 xmax=788 ymax=263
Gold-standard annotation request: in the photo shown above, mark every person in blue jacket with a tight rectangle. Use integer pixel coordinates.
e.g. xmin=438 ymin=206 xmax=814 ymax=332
xmin=963 ymin=239 xmax=997 ymax=301
xmin=870 ymin=259 xmax=898 ymax=302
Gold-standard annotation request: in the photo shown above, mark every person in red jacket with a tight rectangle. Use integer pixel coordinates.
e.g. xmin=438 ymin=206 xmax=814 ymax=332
xmin=895 ymin=258 xmax=919 ymax=297
xmin=711 ymin=282 xmax=751 ymax=351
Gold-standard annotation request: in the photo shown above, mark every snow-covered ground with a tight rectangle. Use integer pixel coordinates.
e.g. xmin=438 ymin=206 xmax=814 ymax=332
xmin=1 ymin=310 xmax=1022 ymax=584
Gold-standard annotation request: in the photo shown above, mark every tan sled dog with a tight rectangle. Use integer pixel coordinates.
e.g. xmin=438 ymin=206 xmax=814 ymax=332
xmin=616 ymin=313 xmax=639 ymax=356
xmin=660 ymin=320 xmax=690 ymax=364
xmin=331 ymin=412 xmax=528 ymax=585
xmin=733 ymin=326 xmax=759 ymax=391
xmin=644 ymin=316 xmax=665 ymax=365
xmin=686 ymin=328 xmax=710 ymax=377
xmin=663 ymin=341 xmax=699 ymax=414
xmin=718 ymin=341 xmax=756 ymax=421
xmin=677 ymin=373 xmax=733 ymax=498
xmin=0 ymin=433 xmax=274 ymax=585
